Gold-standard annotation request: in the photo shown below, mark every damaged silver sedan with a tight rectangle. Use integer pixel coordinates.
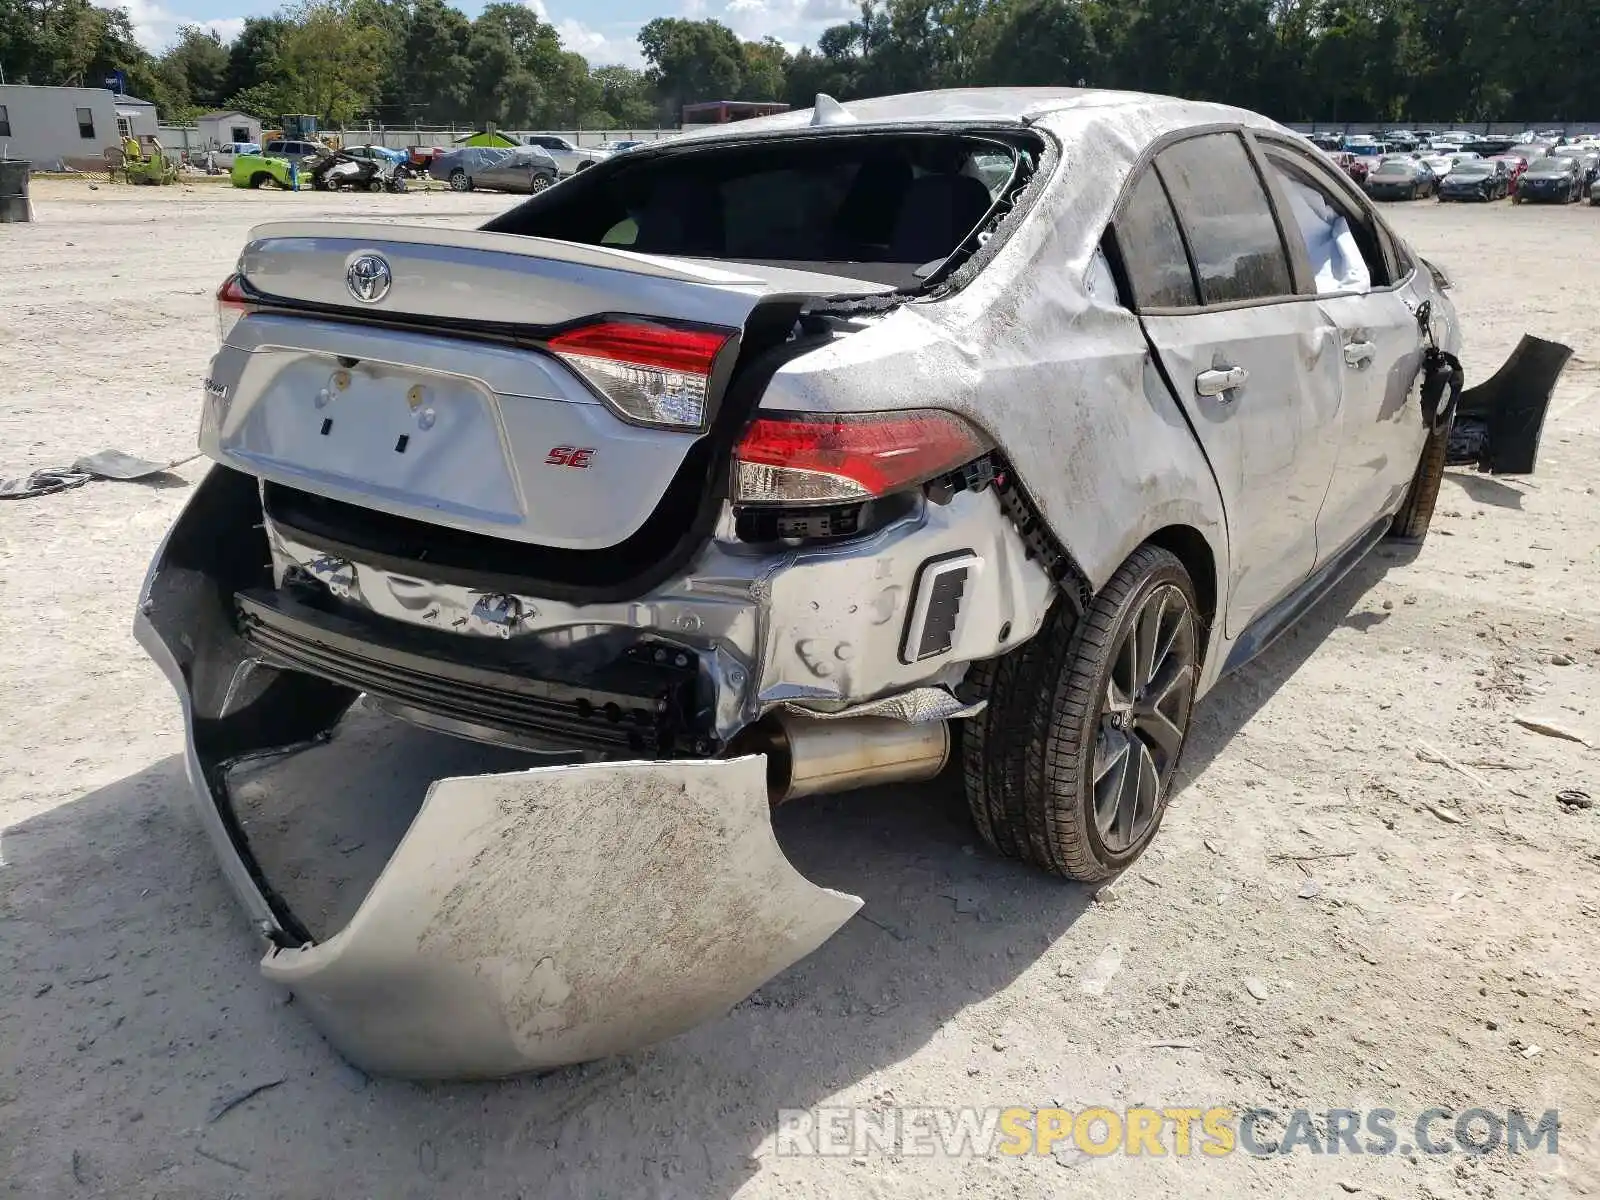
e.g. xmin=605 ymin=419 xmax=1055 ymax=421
xmin=137 ymin=87 xmax=1570 ymax=1079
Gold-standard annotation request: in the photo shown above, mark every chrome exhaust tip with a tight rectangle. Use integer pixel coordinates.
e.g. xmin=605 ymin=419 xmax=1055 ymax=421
xmin=733 ymin=711 xmax=951 ymax=804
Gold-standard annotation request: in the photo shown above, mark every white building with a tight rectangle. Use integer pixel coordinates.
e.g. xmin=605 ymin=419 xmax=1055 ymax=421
xmin=0 ymin=84 xmax=159 ymax=170
xmin=196 ymin=110 xmax=262 ymax=149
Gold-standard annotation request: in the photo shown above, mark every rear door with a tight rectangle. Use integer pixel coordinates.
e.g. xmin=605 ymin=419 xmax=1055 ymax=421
xmin=1256 ymin=138 xmax=1428 ymax=559
xmin=474 ymin=150 xmax=516 ymax=190
xmin=1116 ymin=130 xmax=1344 ymax=638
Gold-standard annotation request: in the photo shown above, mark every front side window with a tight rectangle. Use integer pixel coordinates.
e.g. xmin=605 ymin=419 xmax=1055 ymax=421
xmin=1263 ymin=146 xmax=1387 ymax=294
xmin=77 ymin=108 xmax=96 ymax=139
xmin=1154 ymin=132 xmax=1294 ymax=305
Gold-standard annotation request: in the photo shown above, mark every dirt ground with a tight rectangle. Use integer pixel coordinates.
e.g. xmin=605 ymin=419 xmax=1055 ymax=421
xmin=1 ymin=178 xmax=1597 ymax=1199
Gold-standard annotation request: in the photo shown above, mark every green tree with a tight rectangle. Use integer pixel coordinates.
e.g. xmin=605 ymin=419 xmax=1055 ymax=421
xmin=591 ymin=64 xmax=658 ymax=127
xmin=638 ymin=17 xmax=745 ymax=116
xmin=972 ymin=0 xmax=1097 ymax=87
xmin=275 ymin=0 xmax=390 ymax=123
xmin=222 ymin=16 xmax=291 ymax=106
xmin=161 ymin=25 xmax=230 ymax=111
xmin=740 ymin=38 xmax=790 ymax=101
xmin=396 ymin=0 xmax=475 ymax=122
xmin=467 ymin=4 xmax=563 ymax=126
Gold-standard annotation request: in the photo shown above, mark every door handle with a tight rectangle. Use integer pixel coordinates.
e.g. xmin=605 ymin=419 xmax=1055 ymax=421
xmin=1196 ymin=366 xmax=1248 ymax=398
xmin=1344 ymin=340 xmax=1376 ymax=368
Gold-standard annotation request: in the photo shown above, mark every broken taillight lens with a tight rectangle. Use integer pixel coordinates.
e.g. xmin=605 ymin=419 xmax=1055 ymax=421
xmin=215 ymin=273 xmax=254 ymax=345
xmin=733 ymin=410 xmax=992 ymax=505
xmin=548 ymin=320 xmax=735 ymax=431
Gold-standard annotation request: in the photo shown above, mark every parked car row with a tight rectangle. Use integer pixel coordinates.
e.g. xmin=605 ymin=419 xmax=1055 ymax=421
xmin=1320 ymin=140 xmax=1600 ymax=206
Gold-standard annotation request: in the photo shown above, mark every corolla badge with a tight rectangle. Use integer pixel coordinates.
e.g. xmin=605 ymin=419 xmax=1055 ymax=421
xmin=346 ymin=254 xmax=392 ymax=303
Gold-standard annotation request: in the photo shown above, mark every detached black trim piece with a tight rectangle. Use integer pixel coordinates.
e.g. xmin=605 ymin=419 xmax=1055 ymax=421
xmin=235 ymin=589 xmax=716 ymax=757
xmin=1446 ymin=333 xmax=1572 ymax=475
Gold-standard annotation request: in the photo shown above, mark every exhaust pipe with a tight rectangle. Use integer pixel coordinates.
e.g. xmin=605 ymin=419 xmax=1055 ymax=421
xmin=733 ymin=711 xmax=951 ymax=804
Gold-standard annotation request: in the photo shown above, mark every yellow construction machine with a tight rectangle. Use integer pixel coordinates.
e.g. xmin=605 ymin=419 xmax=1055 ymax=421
xmin=116 ymin=135 xmax=178 ymax=185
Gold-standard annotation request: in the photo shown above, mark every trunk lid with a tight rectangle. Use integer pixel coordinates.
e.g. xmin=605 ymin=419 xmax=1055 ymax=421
xmin=208 ymin=222 xmax=889 ymax=552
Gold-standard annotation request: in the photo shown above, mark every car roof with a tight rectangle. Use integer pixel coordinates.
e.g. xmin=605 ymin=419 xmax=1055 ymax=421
xmin=669 ymin=87 xmax=1283 ymax=145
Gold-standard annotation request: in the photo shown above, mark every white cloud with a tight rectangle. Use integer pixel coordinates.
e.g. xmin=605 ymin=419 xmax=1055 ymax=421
xmin=520 ymin=0 xmax=644 ymax=67
xmin=199 ymin=16 xmax=245 ymax=42
xmin=718 ymin=0 xmax=852 ymax=43
xmin=555 ymin=17 xmax=645 ymax=67
xmin=96 ymin=0 xmax=245 ymax=52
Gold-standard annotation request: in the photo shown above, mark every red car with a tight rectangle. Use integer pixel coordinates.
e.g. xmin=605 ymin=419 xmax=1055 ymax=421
xmin=406 ymin=145 xmax=449 ymax=170
xmin=1329 ymin=150 xmax=1370 ymax=185
xmin=1492 ymin=154 xmax=1529 ymax=194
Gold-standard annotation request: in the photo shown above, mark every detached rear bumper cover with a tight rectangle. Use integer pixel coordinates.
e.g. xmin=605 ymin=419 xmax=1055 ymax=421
xmin=134 ymin=469 xmax=860 ymax=1079
xmin=260 ymin=756 xmax=858 ymax=1079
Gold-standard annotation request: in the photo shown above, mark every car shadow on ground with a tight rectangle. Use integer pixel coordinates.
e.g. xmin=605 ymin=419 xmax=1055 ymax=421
xmin=3 ymin=544 xmax=1404 ymax=1197
xmin=1449 ymin=472 xmax=1528 ymax=510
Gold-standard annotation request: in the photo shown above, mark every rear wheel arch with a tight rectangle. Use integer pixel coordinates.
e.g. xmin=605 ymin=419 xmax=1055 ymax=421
xmin=1145 ymin=524 xmax=1218 ymax=644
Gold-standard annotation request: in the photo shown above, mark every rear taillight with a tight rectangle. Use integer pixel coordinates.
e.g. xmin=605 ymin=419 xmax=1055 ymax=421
xmin=548 ymin=320 xmax=734 ymax=430
xmin=733 ymin=411 xmax=992 ymax=505
xmin=215 ymin=273 xmax=253 ymax=344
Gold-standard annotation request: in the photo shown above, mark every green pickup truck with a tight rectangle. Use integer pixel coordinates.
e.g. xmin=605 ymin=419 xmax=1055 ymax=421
xmin=230 ymin=151 xmax=297 ymax=189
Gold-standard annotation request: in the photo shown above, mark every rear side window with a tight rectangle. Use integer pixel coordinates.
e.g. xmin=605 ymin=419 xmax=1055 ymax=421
xmin=1113 ymin=168 xmax=1198 ymax=308
xmin=1155 ymin=133 xmax=1293 ymax=304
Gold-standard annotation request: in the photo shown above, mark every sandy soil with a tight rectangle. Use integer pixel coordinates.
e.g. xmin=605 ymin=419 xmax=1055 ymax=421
xmin=1 ymin=179 xmax=1598 ymax=1199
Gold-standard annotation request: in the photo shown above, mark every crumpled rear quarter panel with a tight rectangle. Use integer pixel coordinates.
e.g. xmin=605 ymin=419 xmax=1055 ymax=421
xmin=762 ymin=100 xmax=1256 ymax=600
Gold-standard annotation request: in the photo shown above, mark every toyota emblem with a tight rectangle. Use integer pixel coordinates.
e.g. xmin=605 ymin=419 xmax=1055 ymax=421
xmin=346 ymin=254 xmax=392 ymax=303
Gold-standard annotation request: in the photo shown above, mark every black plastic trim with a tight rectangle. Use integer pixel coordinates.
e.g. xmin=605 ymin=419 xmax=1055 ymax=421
xmin=1221 ymin=516 xmax=1388 ymax=677
xmin=236 ymin=588 xmax=716 ymax=756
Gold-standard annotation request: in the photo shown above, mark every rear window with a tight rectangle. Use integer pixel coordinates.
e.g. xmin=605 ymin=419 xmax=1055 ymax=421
xmin=486 ymin=133 xmax=1034 ymax=286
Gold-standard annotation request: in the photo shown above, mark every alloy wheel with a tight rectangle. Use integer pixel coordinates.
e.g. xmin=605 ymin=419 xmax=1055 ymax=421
xmin=1091 ymin=583 xmax=1198 ymax=853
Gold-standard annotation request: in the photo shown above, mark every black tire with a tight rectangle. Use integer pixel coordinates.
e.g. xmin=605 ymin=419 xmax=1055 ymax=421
xmin=1390 ymin=412 xmax=1454 ymax=542
xmin=530 ymin=173 xmax=552 ymax=193
xmin=963 ymin=545 xmax=1201 ymax=881
xmin=575 ymin=159 xmax=593 ymax=172
xmin=449 ymin=169 xmax=471 ymax=192
xmin=368 ymin=179 xmax=384 ymax=193
xmin=249 ymin=172 xmax=273 ymax=189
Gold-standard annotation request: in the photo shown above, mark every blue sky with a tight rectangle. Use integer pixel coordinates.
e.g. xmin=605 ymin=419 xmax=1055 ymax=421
xmin=104 ymin=0 xmax=858 ymax=69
